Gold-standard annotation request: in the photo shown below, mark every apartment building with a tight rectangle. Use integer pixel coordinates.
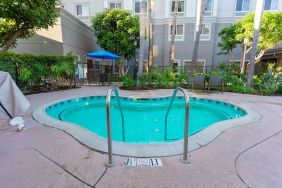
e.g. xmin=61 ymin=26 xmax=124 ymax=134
xmin=61 ymin=0 xmax=282 ymax=69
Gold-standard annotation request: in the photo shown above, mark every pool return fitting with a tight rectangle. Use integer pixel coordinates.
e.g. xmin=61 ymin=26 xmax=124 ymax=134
xmin=105 ymin=86 xmax=190 ymax=167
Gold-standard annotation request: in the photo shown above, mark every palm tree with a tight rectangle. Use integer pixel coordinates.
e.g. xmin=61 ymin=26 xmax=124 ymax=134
xmin=247 ymin=0 xmax=264 ymax=87
xmin=191 ymin=0 xmax=206 ymax=75
xmin=169 ymin=0 xmax=179 ymax=66
xmin=137 ymin=0 xmax=146 ymax=85
xmin=148 ymin=0 xmax=153 ymax=69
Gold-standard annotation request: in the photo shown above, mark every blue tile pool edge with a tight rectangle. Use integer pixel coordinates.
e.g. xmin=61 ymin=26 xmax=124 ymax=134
xmin=45 ymin=95 xmax=247 ymax=116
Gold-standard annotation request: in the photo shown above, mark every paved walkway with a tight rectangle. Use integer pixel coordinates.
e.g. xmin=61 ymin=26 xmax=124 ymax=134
xmin=0 ymin=86 xmax=281 ymax=188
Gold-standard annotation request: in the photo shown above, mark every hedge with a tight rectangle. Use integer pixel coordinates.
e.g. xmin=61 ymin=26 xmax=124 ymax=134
xmin=0 ymin=52 xmax=76 ymax=92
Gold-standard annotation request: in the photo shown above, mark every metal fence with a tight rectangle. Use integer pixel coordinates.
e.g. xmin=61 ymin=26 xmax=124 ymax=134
xmin=77 ymin=61 xmax=240 ymax=84
xmin=18 ymin=75 xmax=76 ymax=93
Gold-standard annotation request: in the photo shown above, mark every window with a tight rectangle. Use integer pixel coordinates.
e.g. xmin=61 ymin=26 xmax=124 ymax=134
xmin=76 ymin=4 xmax=89 ymax=16
xmin=235 ymin=0 xmax=250 ymax=16
xmin=200 ymin=24 xmax=211 ymax=40
xmin=204 ymin=0 xmax=212 ymax=16
xmin=170 ymin=0 xmax=185 ymax=16
xmin=109 ymin=2 xmax=122 ymax=9
xmin=169 ymin=24 xmax=185 ymax=41
xmin=173 ymin=60 xmax=182 ymax=66
xmin=171 ymin=25 xmax=184 ymax=35
xmin=134 ymin=1 xmax=148 ymax=14
xmin=184 ymin=60 xmax=206 ymax=73
xmin=173 ymin=60 xmax=184 ymax=73
xmin=264 ymin=0 xmax=279 ymax=10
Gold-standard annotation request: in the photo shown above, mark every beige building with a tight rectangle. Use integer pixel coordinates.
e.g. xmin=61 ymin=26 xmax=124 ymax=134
xmin=13 ymin=0 xmax=282 ymax=68
xmin=13 ymin=8 xmax=96 ymax=61
xmin=60 ymin=0 xmax=282 ymax=68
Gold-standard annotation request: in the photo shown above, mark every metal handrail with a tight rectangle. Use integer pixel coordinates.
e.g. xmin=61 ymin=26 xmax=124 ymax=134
xmin=164 ymin=87 xmax=190 ymax=163
xmin=105 ymin=86 xmax=125 ymax=167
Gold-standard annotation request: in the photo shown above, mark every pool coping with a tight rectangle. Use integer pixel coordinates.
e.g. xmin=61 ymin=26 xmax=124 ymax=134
xmin=32 ymin=95 xmax=261 ymax=157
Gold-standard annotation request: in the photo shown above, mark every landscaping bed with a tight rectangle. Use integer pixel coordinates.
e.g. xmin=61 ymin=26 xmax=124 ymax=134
xmin=120 ymin=63 xmax=282 ymax=95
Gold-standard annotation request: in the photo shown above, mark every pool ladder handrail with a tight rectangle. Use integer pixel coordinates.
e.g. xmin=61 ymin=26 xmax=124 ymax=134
xmin=164 ymin=87 xmax=190 ymax=164
xmin=106 ymin=86 xmax=125 ymax=167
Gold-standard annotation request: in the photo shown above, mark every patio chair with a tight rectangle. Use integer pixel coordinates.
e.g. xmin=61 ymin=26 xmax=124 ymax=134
xmin=191 ymin=75 xmax=206 ymax=91
xmin=208 ymin=75 xmax=224 ymax=94
xmin=98 ymin=73 xmax=111 ymax=86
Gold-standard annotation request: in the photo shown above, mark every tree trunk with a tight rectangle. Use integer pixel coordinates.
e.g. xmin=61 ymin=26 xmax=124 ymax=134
xmin=117 ymin=51 xmax=126 ymax=76
xmin=255 ymin=49 xmax=265 ymax=63
xmin=120 ymin=56 xmax=125 ymax=76
xmin=125 ymin=61 xmax=131 ymax=74
xmin=247 ymin=0 xmax=264 ymax=87
xmin=1 ymin=29 xmax=24 ymax=52
xmin=169 ymin=0 xmax=179 ymax=66
xmin=190 ymin=0 xmax=206 ymax=75
xmin=137 ymin=0 xmax=146 ymax=85
xmin=148 ymin=0 xmax=153 ymax=69
xmin=240 ymin=43 xmax=247 ymax=74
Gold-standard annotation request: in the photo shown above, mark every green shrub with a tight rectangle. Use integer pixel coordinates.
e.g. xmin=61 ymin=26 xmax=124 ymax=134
xmin=138 ymin=67 xmax=189 ymax=89
xmin=159 ymin=67 xmax=177 ymax=88
xmin=254 ymin=65 xmax=282 ymax=95
xmin=111 ymin=75 xmax=121 ymax=82
xmin=18 ymin=67 xmax=32 ymax=85
xmin=139 ymin=69 xmax=162 ymax=88
xmin=227 ymin=84 xmax=255 ymax=93
xmin=212 ymin=62 xmax=241 ymax=83
xmin=209 ymin=62 xmax=282 ymax=95
xmin=51 ymin=60 xmax=75 ymax=77
xmin=121 ymin=75 xmax=135 ymax=88
xmin=176 ymin=72 xmax=189 ymax=86
xmin=210 ymin=62 xmax=256 ymax=94
xmin=0 ymin=52 xmax=76 ymax=91
xmin=274 ymin=67 xmax=282 ymax=94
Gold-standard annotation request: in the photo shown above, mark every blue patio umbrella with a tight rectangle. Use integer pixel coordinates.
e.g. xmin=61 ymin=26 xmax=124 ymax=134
xmin=85 ymin=50 xmax=121 ymax=75
xmin=85 ymin=50 xmax=121 ymax=59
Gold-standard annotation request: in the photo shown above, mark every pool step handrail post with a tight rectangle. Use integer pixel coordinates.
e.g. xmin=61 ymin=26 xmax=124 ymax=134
xmin=165 ymin=87 xmax=190 ymax=164
xmin=164 ymin=88 xmax=179 ymax=140
xmin=114 ymin=88 xmax=125 ymax=142
xmin=105 ymin=86 xmax=125 ymax=167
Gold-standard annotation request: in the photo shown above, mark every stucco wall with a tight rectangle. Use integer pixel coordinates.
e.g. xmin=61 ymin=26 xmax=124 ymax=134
xmin=151 ymin=22 xmax=246 ymax=67
xmin=13 ymin=8 xmax=96 ymax=61
xmin=13 ymin=35 xmax=64 ymax=55
xmin=60 ymin=9 xmax=96 ymax=61
xmin=13 ymin=16 xmax=64 ymax=55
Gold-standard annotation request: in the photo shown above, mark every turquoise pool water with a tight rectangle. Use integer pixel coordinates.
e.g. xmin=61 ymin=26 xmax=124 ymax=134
xmin=46 ymin=96 xmax=246 ymax=143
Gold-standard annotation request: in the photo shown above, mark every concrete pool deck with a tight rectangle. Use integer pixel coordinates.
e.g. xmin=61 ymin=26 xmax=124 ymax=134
xmin=0 ymin=86 xmax=282 ymax=188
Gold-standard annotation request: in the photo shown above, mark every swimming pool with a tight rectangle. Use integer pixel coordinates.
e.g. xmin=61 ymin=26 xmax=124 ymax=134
xmin=45 ymin=96 xmax=246 ymax=143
